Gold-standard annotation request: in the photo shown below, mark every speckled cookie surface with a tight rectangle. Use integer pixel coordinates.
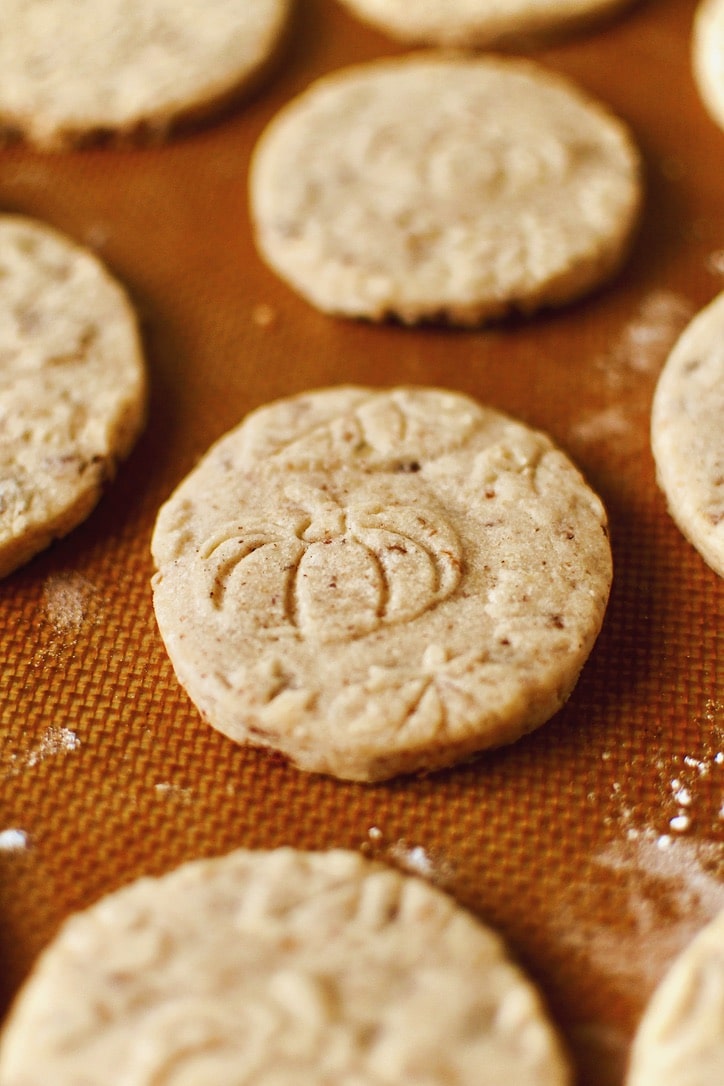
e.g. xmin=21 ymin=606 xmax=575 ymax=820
xmin=151 ymin=386 xmax=612 ymax=781
xmin=0 ymin=0 xmax=292 ymax=150
xmin=0 ymin=847 xmax=572 ymax=1086
xmin=335 ymin=0 xmax=638 ymax=47
xmin=627 ymin=908 xmax=724 ymax=1086
xmin=651 ymin=291 xmax=724 ymax=578
xmin=249 ymin=53 xmax=642 ymax=326
xmin=693 ymin=0 xmax=724 ymax=132
xmin=0 ymin=215 xmax=146 ymax=579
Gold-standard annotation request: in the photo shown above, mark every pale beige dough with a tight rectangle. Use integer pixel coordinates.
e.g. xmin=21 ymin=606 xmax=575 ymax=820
xmin=0 ymin=215 xmax=147 ymax=578
xmin=651 ymin=290 xmax=724 ymax=578
xmin=0 ymin=847 xmax=572 ymax=1086
xmin=0 ymin=0 xmax=292 ymax=150
xmin=249 ymin=53 xmax=642 ymax=327
xmin=151 ymin=386 xmax=613 ymax=781
xmin=693 ymin=0 xmax=724 ymax=132
xmin=627 ymin=908 xmax=724 ymax=1085
xmin=335 ymin=0 xmax=638 ymax=47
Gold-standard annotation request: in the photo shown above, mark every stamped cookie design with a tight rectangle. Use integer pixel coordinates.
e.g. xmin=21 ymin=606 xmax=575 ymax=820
xmin=151 ymin=386 xmax=612 ymax=781
xmin=335 ymin=0 xmax=639 ymax=48
xmin=0 ymin=848 xmax=573 ymax=1086
xmin=651 ymin=290 xmax=724 ymax=578
xmin=0 ymin=0 xmax=292 ymax=150
xmin=0 ymin=215 xmax=146 ymax=579
xmin=627 ymin=907 xmax=724 ymax=1085
xmin=249 ymin=53 xmax=643 ymax=327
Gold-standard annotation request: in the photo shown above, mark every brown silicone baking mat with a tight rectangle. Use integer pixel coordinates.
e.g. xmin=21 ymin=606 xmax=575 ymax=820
xmin=0 ymin=0 xmax=723 ymax=1082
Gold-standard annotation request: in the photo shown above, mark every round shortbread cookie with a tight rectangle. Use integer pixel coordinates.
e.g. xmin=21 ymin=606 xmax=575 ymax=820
xmin=0 ymin=215 xmax=147 ymax=578
xmin=249 ymin=53 xmax=642 ymax=327
xmin=693 ymin=0 xmax=724 ymax=132
xmin=627 ymin=908 xmax=724 ymax=1085
xmin=0 ymin=0 xmax=292 ymax=151
xmin=151 ymin=386 xmax=613 ymax=781
xmin=0 ymin=847 xmax=572 ymax=1085
xmin=335 ymin=0 xmax=638 ymax=48
xmin=651 ymin=291 xmax=724 ymax=578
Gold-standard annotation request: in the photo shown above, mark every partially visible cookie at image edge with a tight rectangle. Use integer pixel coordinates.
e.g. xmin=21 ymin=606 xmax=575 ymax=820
xmin=627 ymin=907 xmax=724 ymax=1085
xmin=151 ymin=385 xmax=613 ymax=782
xmin=651 ymin=290 xmax=724 ymax=578
xmin=0 ymin=0 xmax=293 ymax=150
xmin=249 ymin=52 xmax=643 ymax=327
xmin=0 ymin=214 xmax=147 ymax=578
xmin=0 ymin=847 xmax=573 ymax=1086
xmin=693 ymin=0 xmax=724 ymax=133
xmin=334 ymin=0 xmax=639 ymax=48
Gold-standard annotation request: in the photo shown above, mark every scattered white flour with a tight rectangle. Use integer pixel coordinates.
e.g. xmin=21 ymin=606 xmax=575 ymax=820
xmin=42 ymin=572 xmax=101 ymax=635
xmin=153 ymin=781 xmax=194 ymax=804
xmin=0 ymin=828 xmax=28 ymax=851
xmin=555 ymin=830 xmax=724 ymax=999
xmin=571 ymin=289 xmax=694 ymax=456
xmin=3 ymin=726 xmax=80 ymax=776
xmin=603 ymin=290 xmax=694 ymax=378
xmin=251 ymin=302 xmax=277 ymax=328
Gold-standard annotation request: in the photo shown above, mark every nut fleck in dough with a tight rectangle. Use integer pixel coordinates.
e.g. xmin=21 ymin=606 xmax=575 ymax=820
xmin=0 ymin=848 xmax=573 ymax=1086
xmin=335 ymin=0 xmax=638 ymax=48
xmin=249 ymin=53 xmax=643 ymax=327
xmin=627 ymin=908 xmax=724 ymax=1085
xmin=151 ymin=386 xmax=612 ymax=782
xmin=0 ymin=215 xmax=147 ymax=578
xmin=651 ymin=291 xmax=724 ymax=578
xmin=0 ymin=0 xmax=292 ymax=150
xmin=693 ymin=0 xmax=724 ymax=132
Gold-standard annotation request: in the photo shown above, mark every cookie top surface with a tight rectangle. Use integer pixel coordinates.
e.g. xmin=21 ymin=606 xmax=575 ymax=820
xmin=335 ymin=0 xmax=638 ymax=47
xmin=0 ymin=215 xmax=147 ymax=578
xmin=249 ymin=53 xmax=642 ymax=326
xmin=0 ymin=847 xmax=572 ymax=1085
xmin=651 ymin=291 xmax=724 ymax=578
xmin=627 ymin=907 xmax=724 ymax=1086
xmin=693 ymin=0 xmax=724 ymax=132
xmin=151 ymin=386 xmax=612 ymax=781
xmin=0 ymin=0 xmax=292 ymax=150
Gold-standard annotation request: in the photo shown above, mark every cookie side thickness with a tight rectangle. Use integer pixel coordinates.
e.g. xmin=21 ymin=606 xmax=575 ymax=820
xmin=626 ymin=909 xmax=724 ymax=1086
xmin=249 ymin=53 xmax=642 ymax=327
xmin=0 ymin=215 xmax=147 ymax=578
xmin=0 ymin=848 xmax=572 ymax=1086
xmin=651 ymin=291 xmax=724 ymax=578
xmin=335 ymin=0 xmax=639 ymax=48
xmin=0 ymin=0 xmax=292 ymax=150
xmin=151 ymin=386 xmax=613 ymax=781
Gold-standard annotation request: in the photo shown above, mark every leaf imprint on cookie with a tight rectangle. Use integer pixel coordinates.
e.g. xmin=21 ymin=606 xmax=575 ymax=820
xmin=199 ymin=487 xmax=462 ymax=643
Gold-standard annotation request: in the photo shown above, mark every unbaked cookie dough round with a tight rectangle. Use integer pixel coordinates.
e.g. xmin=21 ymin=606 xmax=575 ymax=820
xmin=0 ymin=0 xmax=292 ymax=150
xmin=627 ymin=908 xmax=724 ymax=1085
xmin=335 ymin=0 xmax=638 ymax=48
xmin=151 ymin=386 xmax=613 ymax=781
xmin=0 ymin=215 xmax=147 ymax=579
xmin=651 ymin=290 xmax=724 ymax=578
xmin=249 ymin=53 xmax=643 ymax=326
xmin=0 ymin=848 xmax=572 ymax=1086
xmin=693 ymin=0 xmax=724 ymax=132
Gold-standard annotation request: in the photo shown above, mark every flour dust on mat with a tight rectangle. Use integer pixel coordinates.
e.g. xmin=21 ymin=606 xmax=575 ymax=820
xmin=334 ymin=0 xmax=639 ymax=48
xmin=249 ymin=52 xmax=643 ymax=326
xmin=651 ymin=289 xmax=724 ymax=578
xmin=0 ymin=847 xmax=573 ymax=1086
xmin=0 ymin=215 xmax=147 ymax=579
xmin=0 ymin=0 xmax=293 ymax=150
xmin=151 ymin=386 xmax=613 ymax=781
